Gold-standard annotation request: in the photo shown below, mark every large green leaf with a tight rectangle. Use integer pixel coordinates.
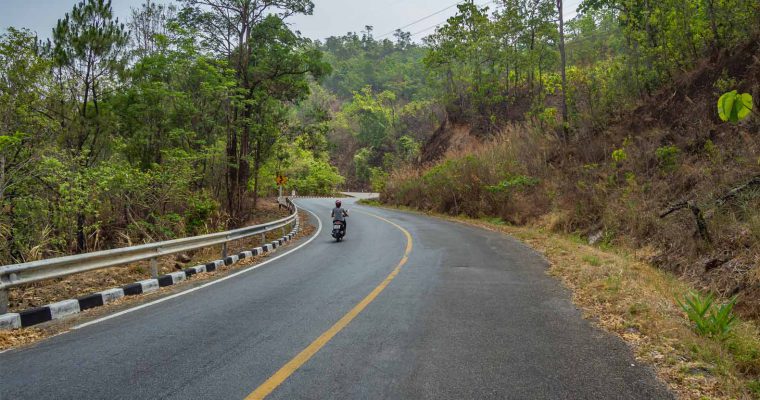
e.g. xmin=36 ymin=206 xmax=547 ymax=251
xmin=738 ymin=93 xmax=754 ymax=121
xmin=718 ymin=90 xmax=754 ymax=123
xmin=718 ymin=91 xmax=736 ymax=122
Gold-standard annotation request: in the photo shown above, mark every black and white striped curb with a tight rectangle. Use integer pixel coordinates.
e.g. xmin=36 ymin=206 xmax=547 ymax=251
xmin=0 ymin=220 xmax=300 ymax=330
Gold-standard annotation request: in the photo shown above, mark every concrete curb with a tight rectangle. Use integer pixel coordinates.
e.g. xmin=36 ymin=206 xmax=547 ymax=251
xmin=1 ymin=220 xmax=301 ymax=330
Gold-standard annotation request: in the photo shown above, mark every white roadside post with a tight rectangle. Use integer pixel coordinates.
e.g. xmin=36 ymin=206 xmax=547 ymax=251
xmin=150 ymin=257 xmax=158 ymax=279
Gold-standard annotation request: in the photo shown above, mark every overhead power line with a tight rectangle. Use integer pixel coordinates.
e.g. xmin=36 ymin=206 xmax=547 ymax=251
xmin=376 ymin=0 xmax=466 ymax=39
xmin=379 ymin=0 xmax=580 ymax=41
xmin=407 ymin=0 xmax=496 ymax=39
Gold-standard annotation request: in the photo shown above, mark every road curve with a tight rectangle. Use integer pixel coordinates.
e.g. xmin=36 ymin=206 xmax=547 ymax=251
xmin=0 ymin=198 xmax=672 ymax=399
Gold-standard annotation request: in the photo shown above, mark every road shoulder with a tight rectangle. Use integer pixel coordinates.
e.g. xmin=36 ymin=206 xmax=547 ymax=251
xmin=359 ymin=202 xmax=760 ymax=400
xmin=0 ymin=212 xmax=318 ymax=353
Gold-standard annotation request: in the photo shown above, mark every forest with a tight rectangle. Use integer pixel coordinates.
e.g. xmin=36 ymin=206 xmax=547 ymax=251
xmin=0 ymin=0 xmax=346 ymax=265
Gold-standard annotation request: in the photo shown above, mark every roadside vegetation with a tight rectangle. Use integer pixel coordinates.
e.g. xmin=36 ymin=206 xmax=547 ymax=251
xmin=373 ymin=2 xmax=760 ymax=320
xmin=461 ymin=216 xmax=760 ymax=399
xmin=0 ymin=0 xmax=342 ymax=267
xmin=351 ymin=0 xmax=760 ymax=397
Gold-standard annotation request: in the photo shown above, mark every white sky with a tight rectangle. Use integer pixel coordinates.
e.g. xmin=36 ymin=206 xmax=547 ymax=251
xmin=0 ymin=0 xmax=583 ymax=41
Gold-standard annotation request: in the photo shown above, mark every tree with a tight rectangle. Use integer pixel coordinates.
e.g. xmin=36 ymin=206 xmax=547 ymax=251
xmin=52 ymin=0 xmax=129 ymax=252
xmin=128 ymin=0 xmax=177 ymax=57
xmin=0 ymin=29 xmax=55 ymax=262
xmin=180 ymin=0 xmax=325 ymax=214
xmin=556 ymin=0 xmax=568 ymax=139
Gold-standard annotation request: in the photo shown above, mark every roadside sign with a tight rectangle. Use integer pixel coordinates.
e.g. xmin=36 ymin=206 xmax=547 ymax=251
xmin=276 ymin=175 xmax=288 ymax=186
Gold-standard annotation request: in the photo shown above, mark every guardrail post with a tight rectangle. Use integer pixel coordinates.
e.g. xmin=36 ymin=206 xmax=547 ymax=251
xmin=222 ymin=242 xmax=228 ymax=259
xmin=0 ymin=289 xmax=8 ymax=314
xmin=150 ymin=257 xmax=158 ymax=279
xmin=261 ymin=233 xmax=266 ymax=245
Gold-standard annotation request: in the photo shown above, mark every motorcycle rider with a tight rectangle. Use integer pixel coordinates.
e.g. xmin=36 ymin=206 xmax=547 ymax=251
xmin=331 ymin=200 xmax=349 ymax=235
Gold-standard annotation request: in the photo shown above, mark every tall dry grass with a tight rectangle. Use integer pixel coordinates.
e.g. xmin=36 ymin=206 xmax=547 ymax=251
xmin=383 ymin=118 xmax=760 ymax=316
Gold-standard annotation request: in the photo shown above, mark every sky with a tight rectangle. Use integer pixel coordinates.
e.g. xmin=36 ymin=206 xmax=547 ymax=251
xmin=0 ymin=0 xmax=583 ymax=42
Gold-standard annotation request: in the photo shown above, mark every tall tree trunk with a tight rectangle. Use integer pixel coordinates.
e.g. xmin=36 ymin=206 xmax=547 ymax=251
xmin=76 ymin=212 xmax=86 ymax=253
xmin=0 ymin=154 xmax=5 ymax=204
xmin=239 ymin=104 xmax=252 ymax=212
xmin=252 ymin=138 xmax=261 ymax=209
xmin=706 ymin=0 xmax=720 ymax=49
xmin=226 ymin=112 xmax=238 ymax=216
xmin=557 ymin=0 xmax=569 ymax=140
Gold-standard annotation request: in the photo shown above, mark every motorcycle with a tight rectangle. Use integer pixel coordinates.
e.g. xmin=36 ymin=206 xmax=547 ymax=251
xmin=331 ymin=210 xmax=348 ymax=242
xmin=331 ymin=220 xmax=346 ymax=242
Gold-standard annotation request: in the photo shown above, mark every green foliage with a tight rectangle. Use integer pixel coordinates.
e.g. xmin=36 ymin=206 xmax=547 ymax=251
xmin=398 ymin=135 xmax=421 ymax=163
xmin=582 ymin=255 xmax=602 ymax=266
xmin=655 ymin=145 xmax=681 ymax=171
xmin=184 ymin=192 xmax=218 ymax=235
xmin=262 ymin=138 xmax=345 ymax=196
xmin=486 ymin=175 xmax=540 ymax=193
xmin=612 ymin=148 xmax=628 ymax=163
xmin=0 ymin=0 xmax=333 ymax=263
xmin=714 ymin=71 xmax=738 ymax=94
xmin=345 ymin=87 xmax=396 ymax=149
xmin=748 ymin=380 xmax=760 ymax=396
xmin=678 ymin=292 xmax=738 ymax=338
xmin=718 ymin=90 xmax=754 ymax=123
xmin=353 ymin=147 xmax=374 ymax=184
xmin=369 ymin=167 xmax=389 ymax=192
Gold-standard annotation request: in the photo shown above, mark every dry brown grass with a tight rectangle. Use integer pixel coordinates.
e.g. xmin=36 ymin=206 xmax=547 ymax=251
xmin=383 ymin=115 xmax=760 ymax=321
xmin=488 ymin=222 xmax=760 ymax=400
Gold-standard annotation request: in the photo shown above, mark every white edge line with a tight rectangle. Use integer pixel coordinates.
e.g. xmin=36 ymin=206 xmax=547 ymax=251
xmin=71 ymin=206 xmax=322 ymax=331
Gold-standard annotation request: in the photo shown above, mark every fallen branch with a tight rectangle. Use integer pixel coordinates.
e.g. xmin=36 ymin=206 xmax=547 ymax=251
xmin=659 ymin=201 xmax=688 ymax=218
xmin=716 ymin=175 xmax=760 ymax=205
xmin=660 ymin=200 xmax=711 ymax=242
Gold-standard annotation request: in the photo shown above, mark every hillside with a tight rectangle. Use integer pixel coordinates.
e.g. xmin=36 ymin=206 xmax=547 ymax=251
xmin=387 ymin=37 xmax=760 ymax=316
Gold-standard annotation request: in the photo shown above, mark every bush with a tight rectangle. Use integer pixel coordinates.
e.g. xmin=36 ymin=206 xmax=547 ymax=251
xmin=612 ymin=148 xmax=627 ymax=164
xmin=486 ymin=175 xmax=540 ymax=193
xmin=655 ymin=145 xmax=680 ymax=172
xmin=678 ymin=291 xmax=738 ymax=338
xmin=184 ymin=192 xmax=218 ymax=235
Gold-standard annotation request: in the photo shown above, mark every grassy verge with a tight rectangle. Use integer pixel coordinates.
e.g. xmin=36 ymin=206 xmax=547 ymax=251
xmin=363 ymin=203 xmax=760 ymax=400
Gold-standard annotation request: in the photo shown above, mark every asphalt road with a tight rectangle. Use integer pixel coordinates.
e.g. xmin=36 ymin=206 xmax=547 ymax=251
xmin=0 ymin=198 xmax=672 ymax=399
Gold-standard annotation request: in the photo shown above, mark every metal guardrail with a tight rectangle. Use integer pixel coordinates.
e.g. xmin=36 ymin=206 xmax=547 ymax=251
xmin=0 ymin=198 xmax=298 ymax=313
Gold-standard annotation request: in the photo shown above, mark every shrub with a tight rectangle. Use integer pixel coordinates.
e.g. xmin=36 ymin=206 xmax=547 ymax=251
xmin=678 ymin=291 xmax=738 ymax=338
xmin=486 ymin=175 xmax=540 ymax=193
xmin=369 ymin=167 xmax=389 ymax=192
xmin=655 ymin=145 xmax=680 ymax=172
xmin=184 ymin=192 xmax=218 ymax=235
xmin=612 ymin=148 xmax=627 ymax=164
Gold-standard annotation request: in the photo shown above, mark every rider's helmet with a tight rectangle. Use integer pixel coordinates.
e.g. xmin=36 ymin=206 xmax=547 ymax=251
xmin=335 ymin=199 xmax=342 ymax=207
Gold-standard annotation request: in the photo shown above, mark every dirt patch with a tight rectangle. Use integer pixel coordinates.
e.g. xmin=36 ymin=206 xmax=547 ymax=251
xmin=6 ymin=199 xmax=291 ymax=312
xmin=421 ymin=121 xmax=480 ymax=164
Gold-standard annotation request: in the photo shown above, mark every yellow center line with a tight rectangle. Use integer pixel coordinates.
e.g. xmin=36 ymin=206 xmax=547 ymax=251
xmin=244 ymin=210 xmax=413 ymax=400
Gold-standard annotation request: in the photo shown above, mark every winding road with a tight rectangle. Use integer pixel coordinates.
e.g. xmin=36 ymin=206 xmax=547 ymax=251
xmin=0 ymin=198 xmax=672 ymax=399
